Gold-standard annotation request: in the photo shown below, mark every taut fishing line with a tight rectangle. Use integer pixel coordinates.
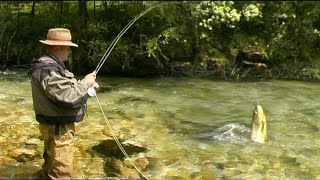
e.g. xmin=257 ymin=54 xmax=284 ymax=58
xmin=88 ymin=2 xmax=170 ymax=179
xmin=94 ymin=94 xmax=149 ymax=179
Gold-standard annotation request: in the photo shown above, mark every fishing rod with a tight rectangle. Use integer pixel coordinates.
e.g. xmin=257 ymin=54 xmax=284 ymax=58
xmin=87 ymin=2 xmax=166 ymax=97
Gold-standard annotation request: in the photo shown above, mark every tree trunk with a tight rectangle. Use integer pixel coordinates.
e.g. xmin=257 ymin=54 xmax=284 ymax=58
xmin=17 ymin=2 xmax=20 ymax=33
xmin=93 ymin=0 xmax=96 ymax=21
xmin=30 ymin=1 xmax=35 ymax=26
xmin=79 ymin=0 xmax=89 ymax=26
xmin=102 ymin=0 xmax=109 ymax=20
xmin=180 ymin=2 xmax=200 ymax=65
xmin=294 ymin=1 xmax=302 ymax=64
xmin=59 ymin=1 xmax=63 ymax=25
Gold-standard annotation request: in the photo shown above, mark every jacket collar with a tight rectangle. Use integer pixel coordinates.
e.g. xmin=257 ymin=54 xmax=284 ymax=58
xmin=47 ymin=53 xmax=66 ymax=70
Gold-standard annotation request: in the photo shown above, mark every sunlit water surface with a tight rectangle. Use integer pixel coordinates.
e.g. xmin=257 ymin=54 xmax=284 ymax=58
xmin=0 ymin=69 xmax=320 ymax=179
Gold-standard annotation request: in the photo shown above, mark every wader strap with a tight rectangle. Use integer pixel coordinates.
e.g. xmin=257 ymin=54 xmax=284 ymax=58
xmin=55 ymin=123 xmax=60 ymax=136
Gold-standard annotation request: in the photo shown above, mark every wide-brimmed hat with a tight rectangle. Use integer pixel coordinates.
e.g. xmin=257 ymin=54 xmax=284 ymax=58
xmin=39 ymin=28 xmax=78 ymax=47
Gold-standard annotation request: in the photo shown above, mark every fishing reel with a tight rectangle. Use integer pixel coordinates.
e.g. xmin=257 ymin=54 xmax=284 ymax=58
xmin=87 ymin=87 xmax=96 ymax=97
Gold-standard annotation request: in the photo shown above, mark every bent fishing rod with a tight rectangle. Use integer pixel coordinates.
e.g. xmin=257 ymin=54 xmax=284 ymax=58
xmin=87 ymin=2 xmax=166 ymax=96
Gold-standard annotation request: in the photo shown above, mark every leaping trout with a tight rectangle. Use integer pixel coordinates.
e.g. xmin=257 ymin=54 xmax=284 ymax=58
xmin=250 ymin=104 xmax=267 ymax=143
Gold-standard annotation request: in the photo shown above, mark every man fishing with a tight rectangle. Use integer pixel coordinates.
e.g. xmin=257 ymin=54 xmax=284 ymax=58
xmin=28 ymin=28 xmax=99 ymax=179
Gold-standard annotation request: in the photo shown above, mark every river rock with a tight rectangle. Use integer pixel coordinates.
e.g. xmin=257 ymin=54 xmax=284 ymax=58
xmin=14 ymin=97 xmax=25 ymax=104
xmin=235 ymin=45 xmax=269 ymax=69
xmin=164 ymin=169 xmax=190 ymax=180
xmin=170 ymin=61 xmax=192 ymax=72
xmin=0 ymin=136 xmax=5 ymax=143
xmin=25 ymin=138 xmax=42 ymax=146
xmin=92 ymin=138 xmax=147 ymax=158
xmin=9 ymin=148 xmax=39 ymax=162
xmin=201 ymin=161 xmax=216 ymax=180
xmin=120 ymin=166 xmax=140 ymax=178
xmin=107 ymin=159 xmax=140 ymax=178
xmin=96 ymin=85 xmax=114 ymax=93
xmin=123 ymin=153 xmax=149 ymax=171
xmin=93 ymin=138 xmax=149 ymax=178
xmin=123 ymin=112 xmax=145 ymax=121
xmin=117 ymin=95 xmax=155 ymax=104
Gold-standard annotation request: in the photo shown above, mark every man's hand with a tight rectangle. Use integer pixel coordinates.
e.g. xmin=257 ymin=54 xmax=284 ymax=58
xmin=83 ymin=72 xmax=96 ymax=86
xmin=92 ymin=82 xmax=99 ymax=89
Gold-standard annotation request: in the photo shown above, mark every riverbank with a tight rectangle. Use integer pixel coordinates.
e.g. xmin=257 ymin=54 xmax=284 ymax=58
xmin=4 ymin=64 xmax=320 ymax=83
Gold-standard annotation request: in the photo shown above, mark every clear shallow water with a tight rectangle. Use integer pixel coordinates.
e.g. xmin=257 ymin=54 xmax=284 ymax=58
xmin=0 ymin=70 xmax=320 ymax=179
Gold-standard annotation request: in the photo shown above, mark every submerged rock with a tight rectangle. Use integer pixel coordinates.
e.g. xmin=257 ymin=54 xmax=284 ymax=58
xmin=14 ymin=98 xmax=26 ymax=104
xmin=92 ymin=138 xmax=150 ymax=178
xmin=201 ymin=161 xmax=216 ymax=180
xmin=25 ymin=138 xmax=42 ymax=146
xmin=92 ymin=138 xmax=147 ymax=158
xmin=106 ymin=158 xmax=140 ymax=178
xmin=123 ymin=153 xmax=150 ymax=171
xmin=123 ymin=112 xmax=145 ymax=121
xmin=117 ymin=95 xmax=155 ymax=104
xmin=0 ymin=136 xmax=5 ymax=143
xmin=96 ymin=85 xmax=114 ymax=93
xmin=9 ymin=148 xmax=40 ymax=162
xmin=109 ymin=156 xmax=150 ymax=178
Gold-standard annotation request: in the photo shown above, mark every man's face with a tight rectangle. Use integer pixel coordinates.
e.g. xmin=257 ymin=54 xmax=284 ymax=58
xmin=59 ymin=46 xmax=71 ymax=62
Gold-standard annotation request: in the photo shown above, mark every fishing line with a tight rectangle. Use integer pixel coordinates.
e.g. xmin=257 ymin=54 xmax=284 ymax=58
xmin=89 ymin=3 xmax=175 ymax=178
xmin=94 ymin=94 xmax=150 ymax=180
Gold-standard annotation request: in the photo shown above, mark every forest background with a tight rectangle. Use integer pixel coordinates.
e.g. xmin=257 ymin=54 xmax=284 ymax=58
xmin=1 ymin=1 xmax=320 ymax=80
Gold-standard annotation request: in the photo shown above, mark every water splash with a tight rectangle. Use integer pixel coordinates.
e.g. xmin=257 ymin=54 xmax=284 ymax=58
xmin=196 ymin=123 xmax=250 ymax=142
xmin=1 ymin=69 xmax=17 ymax=75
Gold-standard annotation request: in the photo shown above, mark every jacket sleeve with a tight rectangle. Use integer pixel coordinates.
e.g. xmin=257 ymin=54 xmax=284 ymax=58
xmin=41 ymin=71 xmax=92 ymax=109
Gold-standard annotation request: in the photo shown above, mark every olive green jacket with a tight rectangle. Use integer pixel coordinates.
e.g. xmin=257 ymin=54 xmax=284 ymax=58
xmin=29 ymin=54 xmax=92 ymax=124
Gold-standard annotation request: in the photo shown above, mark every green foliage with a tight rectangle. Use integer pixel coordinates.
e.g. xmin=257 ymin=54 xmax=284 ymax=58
xmin=193 ymin=2 xmax=265 ymax=62
xmin=1 ymin=1 xmax=320 ymax=79
xmin=242 ymin=3 xmax=262 ymax=21
xmin=300 ymin=67 xmax=320 ymax=79
xmin=195 ymin=1 xmax=241 ymax=29
xmin=146 ymin=27 xmax=180 ymax=61
xmin=86 ymin=39 xmax=108 ymax=67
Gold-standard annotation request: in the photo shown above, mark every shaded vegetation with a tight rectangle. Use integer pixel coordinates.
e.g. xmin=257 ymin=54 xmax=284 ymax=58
xmin=1 ymin=1 xmax=320 ymax=80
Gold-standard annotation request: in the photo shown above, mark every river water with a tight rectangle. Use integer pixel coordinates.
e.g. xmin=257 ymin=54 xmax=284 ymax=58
xmin=0 ymin=69 xmax=320 ymax=179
